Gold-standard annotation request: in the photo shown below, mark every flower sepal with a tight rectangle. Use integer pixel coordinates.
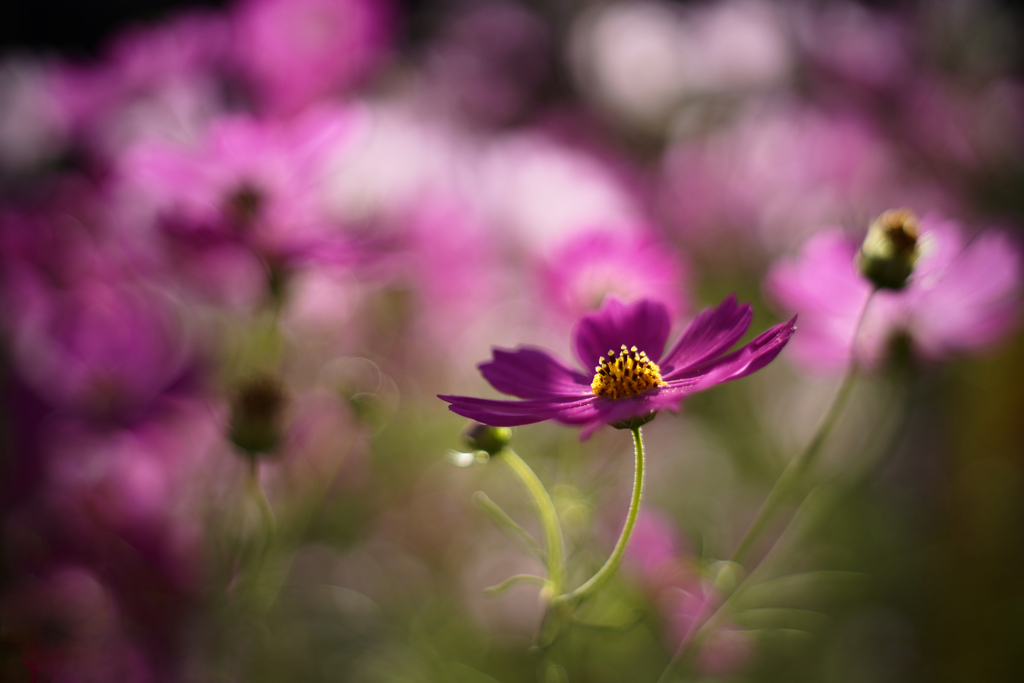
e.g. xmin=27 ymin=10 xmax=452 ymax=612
xmin=610 ymin=411 xmax=657 ymax=431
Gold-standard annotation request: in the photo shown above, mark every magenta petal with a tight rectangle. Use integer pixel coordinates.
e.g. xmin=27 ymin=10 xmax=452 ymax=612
xmin=572 ymin=298 xmax=671 ymax=371
xmin=659 ymin=295 xmax=752 ymax=374
xmin=439 ymin=394 xmax=600 ymax=427
xmin=480 ymin=347 xmax=591 ymax=399
xmin=667 ymin=316 xmax=797 ymax=385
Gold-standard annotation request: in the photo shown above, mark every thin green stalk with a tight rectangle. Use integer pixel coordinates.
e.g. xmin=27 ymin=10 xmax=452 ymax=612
xmin=249 ymin=458 xmax=277 ymax=537
xmin=656 ymin=291 xmax=877 ymax=683
xmin=500 ymin=448 xmax=567 ymax=594
xmin=728 ymin=366 xmax=858 ymax=566
xmin=728 ymin=290 xmax=875 ymax=567
xmin=556 ymin=426 xmax=645 ymax=607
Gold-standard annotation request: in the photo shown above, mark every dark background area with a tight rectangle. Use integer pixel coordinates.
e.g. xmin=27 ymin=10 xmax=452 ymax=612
xmin=0 ymin=0 xmax=434 ymax=57
xmin=2 ymin=0 xmax=949 ymax=58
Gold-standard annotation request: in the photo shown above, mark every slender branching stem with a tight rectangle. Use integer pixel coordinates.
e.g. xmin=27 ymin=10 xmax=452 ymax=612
xmin=500 ymin=448 xmax=567 ymax=595
xmin=656 ymin=291 xmax=877 ymax=683
xmin=249 ymin=458 xmax=277 ymax=537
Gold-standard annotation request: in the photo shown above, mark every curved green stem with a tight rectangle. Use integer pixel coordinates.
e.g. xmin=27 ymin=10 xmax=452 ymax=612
xmin=557 ymin=426 xmax=645 ymax=607
xmin=500 ymin=448 xmax=567 ymax=594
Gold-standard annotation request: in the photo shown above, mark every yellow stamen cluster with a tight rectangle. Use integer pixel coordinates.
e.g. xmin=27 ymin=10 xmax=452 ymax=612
xmin=591 ymin=345 xmax=664 ymax=400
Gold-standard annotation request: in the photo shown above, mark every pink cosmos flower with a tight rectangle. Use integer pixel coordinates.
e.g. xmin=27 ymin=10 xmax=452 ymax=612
xmin=49 ymin=12 xmax=232 ymax=162
xmin=658 ymin=101 xmax=942 ymax=255
xmin=1 ymin=566 xmax=155 ymax=683
xmin=796 ymin=2 xmax=911 ymax=91
xmin=118 ymin=108 xmax=354 ymax=269
xmin=440 ymin=296 xmax=795 ymax=438
xmin=766 ymin=215 xmax=1022 ymax=372
xmin=478 ymin=129 xmax=645 ymax=253
xmin=422 ymin=1 xmax=551 ymax=125
xmin=231 ymin=0 xmax=394 ymax=115
xmin=539 ymin=229 xmax=690 ymax=322
xmin=0 ymin=209 xmax=192 ymax=422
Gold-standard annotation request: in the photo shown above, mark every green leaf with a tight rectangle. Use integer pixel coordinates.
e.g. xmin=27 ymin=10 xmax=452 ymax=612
xmin=472 ymin=491 xmax=546 ymax=562
xmin=483 ymin=574 xmax=548 ymax=595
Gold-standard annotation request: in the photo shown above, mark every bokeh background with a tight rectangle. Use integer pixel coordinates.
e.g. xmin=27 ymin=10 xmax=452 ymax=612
xmin=2 ymin=1 xmax=1023 ymax=681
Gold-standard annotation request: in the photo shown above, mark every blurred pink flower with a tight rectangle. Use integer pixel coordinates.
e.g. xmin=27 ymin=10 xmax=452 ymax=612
xmin=118 ymin=107 xmax=355 ymax=273
xmin=539 ymin=229 xmax=690 ymax=323
xmin=0 ymin=566 xmax=155 ymax=683
xmin=625 ymin=510 xmax=687 ymax=587
xmin=50 ymin=12 xmax=232 ymax=161
xmin=626 ymin=511 xmax=753 ymax=675
xmin=766 ymin=215 xmax=1022 ymax=372
xmin=1 ymin=232 xmax=192 ymax=421
xmin=423 ymin=1 xmax=550 ymax=125
xmin=317 ymin=101 xmax=475 ymax=228
xmin=231 ymin=0 xmax=394 ymax=114
xmin=659 ymin=101 xmax=944 ymax=255
xmin=404 ymin=199 xmax=508 ymax=352
xmin=899 ymin=77 xmax=1024 ymax=170
xmin=570 ymin=0 xmax=791 ymax=131
xmin=43 ymin=402 xmax=221 ymax=591
xmin=797 ymin=2 xmax=911 ymax=90
xmin=479 ymin=129 xmax=645 ymax=253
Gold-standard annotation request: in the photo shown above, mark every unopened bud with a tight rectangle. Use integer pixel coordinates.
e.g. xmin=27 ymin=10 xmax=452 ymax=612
xmin=461 ymin=422 xmax=512 ymax=456
xmin=857 ymin=208 xmax=921 ymax=290
xmin=229 ymin=374 xmax=287 ymax=456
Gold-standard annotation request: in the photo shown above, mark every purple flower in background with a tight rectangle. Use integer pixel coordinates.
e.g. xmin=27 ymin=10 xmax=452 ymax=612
xmin=540 ymin=229 xmax=690 ymax=322
xmin=231 ymin=0 xmax=394 ymax=115
xmin=658 ymin=101 xmax=946 ymax=256
xmin=1 ymin=566 xmax=155 ymax=683
xmin=423 ymin=1 xmax=551 ymax=125
xmin=49 ymin=11 xmax=232 ymax=162
xmin=624 ymin=510 xmax=752 ymax=676
xmin=118 ymin=107 xmax=354 ymax=269
xmin=440 ymin=296 xmax=795 ymax=438
xmin=766 ymin=214 xmax=1022 ymax=372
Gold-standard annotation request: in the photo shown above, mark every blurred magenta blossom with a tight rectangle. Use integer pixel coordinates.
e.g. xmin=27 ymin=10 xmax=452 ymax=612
xmin=1 ymin=566 xmax=156 ymax=683
xmin=118 ymin=107 xmax=355 ymax=271
xmin=766 ymin=214 xmax=1022 ymax=372
xmin=659 ymin=101 xmax=946 ymax=255
xmin=539 ymin=229 xmax=690 ymax=322
xmin=627 ymin=511 xmax=753 ymax=676
xmin=422 ymin=1 xmax=550 ymax=126
xmin=50 ymin=12 xmax=232 ymax=162
xmin=232 ymin=0 xmax=394 ymax=115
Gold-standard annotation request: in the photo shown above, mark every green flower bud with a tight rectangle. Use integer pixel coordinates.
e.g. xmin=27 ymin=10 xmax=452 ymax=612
xmin=229 ymin=375 xmax=287 ymax=457
xmin=461 ymin=422 xmax=512 ymax=456
xmin=857 ymin=208 xmax=921 ymax=290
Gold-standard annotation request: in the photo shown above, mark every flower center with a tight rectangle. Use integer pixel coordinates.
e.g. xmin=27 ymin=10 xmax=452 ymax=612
xmin=591 ymin=345 xmax=664 ymax=400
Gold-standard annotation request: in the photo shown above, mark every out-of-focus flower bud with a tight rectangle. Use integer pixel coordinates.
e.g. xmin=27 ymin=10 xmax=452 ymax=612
xmin=229 ymin=375 xmax=287 ymax=456
xmin=461 ymin=422 xmax=512 ymax=456
xmin=857 ymin=208 xmax=921 ymax=290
